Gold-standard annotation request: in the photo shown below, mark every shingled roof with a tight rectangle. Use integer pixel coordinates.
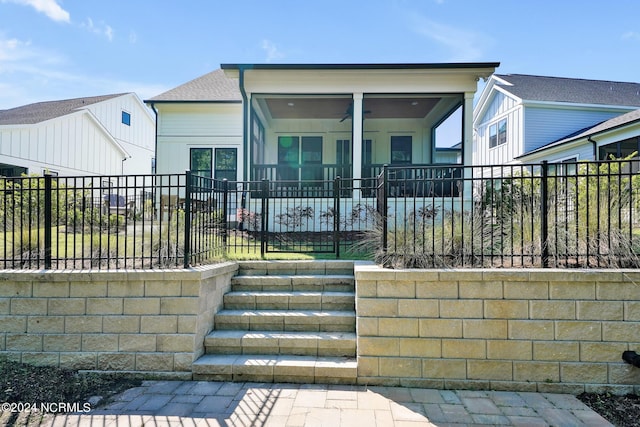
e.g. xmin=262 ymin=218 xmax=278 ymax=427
xmin=0 ymin=93 xmax=127 ymax=125
xmin=146 ymin=69 xmax=241 ymax=102
xmin=494 ymin=74 xmax=640 ymax=107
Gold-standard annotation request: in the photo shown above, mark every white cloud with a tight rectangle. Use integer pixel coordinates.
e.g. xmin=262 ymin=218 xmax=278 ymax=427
xmin=81 ymin=17 xmax=114 ymax=41
xmin=261 ymin=39 xmax=285 ymax=62
xmin=0 ymin=35 xmax=165 ymax=109
xmin=129 ymin=31 xmax=138 ymax=44
xmin=1 ymin=0 xmax=70 ymax=23
xmin=409 ymin=15 xmax=490 ymax=61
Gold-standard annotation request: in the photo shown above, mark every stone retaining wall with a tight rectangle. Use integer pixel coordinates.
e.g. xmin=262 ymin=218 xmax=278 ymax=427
xmin=0 ymin=262 xmax=237 ymax=377
xmin=355 ymin=265 xmax=640 ymax=394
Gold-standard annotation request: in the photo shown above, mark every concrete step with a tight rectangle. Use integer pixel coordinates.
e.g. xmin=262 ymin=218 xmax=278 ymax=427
xmin=214 ymin=309 xmax=355 ymax=332
xmin=205 ymin=330 xmax=356 ymax=357
xmin=223 ymin=291 xmax=355 ymax=311
xmin=231 ymin=275 xmax=354 ymax=292
xmin=192 ymin=354 xmax=357 ymax=384
xmin=236 ymin=260 xmax=354 ymax=276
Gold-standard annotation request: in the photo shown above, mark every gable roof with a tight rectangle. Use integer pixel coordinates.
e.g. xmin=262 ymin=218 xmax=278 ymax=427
xmin=493 ymin=74 xmax=640 ymax=107
xmin=146 ymin=69 xmax=241 ymax=103
xmin=0 ymin=93 xmax=127 ymax=125
xmin=519 ymin=108 xmax=640 ymax=158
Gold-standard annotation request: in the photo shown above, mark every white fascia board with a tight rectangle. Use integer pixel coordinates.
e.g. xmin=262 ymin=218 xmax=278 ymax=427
xmin=241 ymin=67 xmax=492 ymax=95
xmin=472 ymin=80 xmax=522 ymax=124
xmin=518 ymin=139 xmax=586 ymax=162
xmin=80 ymin=110 xmax=131 ymax=158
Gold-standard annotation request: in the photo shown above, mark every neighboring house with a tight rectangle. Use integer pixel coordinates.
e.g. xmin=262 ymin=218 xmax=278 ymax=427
xmin=146 ymin=63 xmax=499 ymax=187
xmin=0 ymin=93 xmax=155 ymax=177
xmin=516 ymin=108 xmax=640 ymax=164
xmin=473 ymin=74 xmax=640 ymax=166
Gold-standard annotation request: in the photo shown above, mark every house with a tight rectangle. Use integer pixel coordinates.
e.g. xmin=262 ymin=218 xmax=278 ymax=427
xmin=146 ymin=63 xmax=499 ymax=188
xmin=516 ymin=108 xmax=640 ymax=165
xmin=0 ymin=93 xmax=155 ymax=177
xmin=473 ymin=74 xmax=640 ymax=166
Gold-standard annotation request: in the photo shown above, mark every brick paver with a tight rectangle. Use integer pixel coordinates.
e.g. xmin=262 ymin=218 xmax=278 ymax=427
xmin=13 ymin=380 xmax=613 ymax=426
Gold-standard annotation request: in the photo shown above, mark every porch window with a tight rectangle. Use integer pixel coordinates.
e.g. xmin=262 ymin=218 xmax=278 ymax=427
xmin=278 ymin=136 xmax=300 ymax=181
xmin=336 ymin=139 xmax=351 ymax=178
xmin=278 ymin=136 xmax=323 ymax=182
xmin=215 ymin=148 xmax=237 ymax=181
xmin=598 ymin=138 xmax=640 ymax=160
xmin=301 ymin=136 xmax=323 ymax=181
xmin=391 ymin=136 xmax=412 ymax=164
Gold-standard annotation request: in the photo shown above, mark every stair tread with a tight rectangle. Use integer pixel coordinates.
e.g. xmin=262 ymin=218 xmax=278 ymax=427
xmin=225 ymin=291 xmax=355 ymax=296
xmin=216 ymin=309 xmax=355 ymax=316
xmin=232 ymin=274 xmax=355 ymax=280
xmin=194 ymin=353 xmax=357 ymax=367
xmin=206 ymin=330 xmax=356 ymax=339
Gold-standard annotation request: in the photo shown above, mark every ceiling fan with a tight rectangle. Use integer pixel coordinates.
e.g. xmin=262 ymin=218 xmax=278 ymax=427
xmin=340 ymin=103 xmax=372 ymax=122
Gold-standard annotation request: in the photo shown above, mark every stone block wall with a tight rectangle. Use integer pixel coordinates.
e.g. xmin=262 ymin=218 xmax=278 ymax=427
xmin=355 ymin=265 xmax=640 ymax=394
xmin=0 ymin=262 xmax=237 ymax=377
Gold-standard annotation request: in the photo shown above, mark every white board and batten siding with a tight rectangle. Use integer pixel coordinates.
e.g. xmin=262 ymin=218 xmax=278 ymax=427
xmin=473 ymin=91 xmax=521 ymax=166
xmin=0 ymin=112 xmax=125 ymax=176
xmin=0 ymin=93 xmax=155 ymax=177
xmin=85 ymin=93 xmax=156 ymax=175
xmin=155 ymin=103 xmax=243 ymax=178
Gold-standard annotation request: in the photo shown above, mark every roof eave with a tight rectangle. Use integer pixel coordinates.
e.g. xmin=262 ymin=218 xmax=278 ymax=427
xmin=221 ymin=62 xmax=500 ymax=71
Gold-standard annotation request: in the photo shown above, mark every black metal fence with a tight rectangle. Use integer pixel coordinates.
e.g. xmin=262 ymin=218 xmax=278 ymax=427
xmin=1 ymin=158 xmax=639 ymax=270
xmin=0 ymin=173 xmax=226 ymax=269
xmin=378 ymin=159 xmax=640 ymax=268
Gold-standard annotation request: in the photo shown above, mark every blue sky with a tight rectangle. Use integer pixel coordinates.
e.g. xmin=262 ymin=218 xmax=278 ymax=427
xmin=1 ymin=0 xmax=639 ymax=110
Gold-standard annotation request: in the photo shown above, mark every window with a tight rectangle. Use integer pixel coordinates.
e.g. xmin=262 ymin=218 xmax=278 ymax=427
xmin=215 ymin=148 xmax=237 ymax=182
xmin=122 ymin=111 xmax=131 ymax=126
xmin=278 ymin=136 xmax=323 ymax=181
xmin=336 ymin=139 xmax=351 ymax=179
xmin=301 ymin=136 xmax=323 ymax=181
xmin=391 ymin=136 xmax=412 ymax=164
xmin=598 ymin=138 xmax=640 ymax=160
xmin=190 ymin=148 xmax=212 ymax=178
xmin=549 ymin=157 xmax=577 ymax=176
xmin=489 ymin=118 xmax=507 ymax=148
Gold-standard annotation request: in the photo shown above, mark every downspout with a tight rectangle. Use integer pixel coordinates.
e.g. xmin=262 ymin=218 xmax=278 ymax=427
xmin=588 ymin=136 xmax=597 ymax=160
xmin=238 ymin=67 xmax=249 ymax=181
xmin=149 ymin=102 xmax=159 ymax=174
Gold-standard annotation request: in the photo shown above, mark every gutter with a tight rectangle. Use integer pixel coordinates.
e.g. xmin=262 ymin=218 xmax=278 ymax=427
xmin=588 ymin=136 xmax=597 ymax=160
xmin=238 ymin=66 xmax=249 ymax=181
xmin=149 ymin=102 xmax=159 ymax=174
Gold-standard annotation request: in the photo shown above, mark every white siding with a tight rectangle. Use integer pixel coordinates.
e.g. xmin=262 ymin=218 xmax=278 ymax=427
xmin=473 ymin=92 xmax=522 ymax=166
xmin=0 ymin=93 xmax=155 ymax=177
xmin=155 ymin=103 xmax=243 ymax=178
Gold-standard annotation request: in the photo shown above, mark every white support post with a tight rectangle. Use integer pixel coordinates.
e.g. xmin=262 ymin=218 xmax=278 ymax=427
xmin=352 ymin=93 xmax=363 ymax=198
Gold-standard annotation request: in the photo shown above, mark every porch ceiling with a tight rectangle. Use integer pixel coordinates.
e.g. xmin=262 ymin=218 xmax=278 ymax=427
xmin=264 ymin=96 xmax=442 ymax=120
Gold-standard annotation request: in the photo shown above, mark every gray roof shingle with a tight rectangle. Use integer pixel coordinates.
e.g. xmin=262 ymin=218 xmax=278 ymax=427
xmin=494 ymin=74 xmax=640 ymax=107
xmin=146 ymin=69 xmax=241 ymax=102
xmin=0 ymin=93 xmax=127 ymax=125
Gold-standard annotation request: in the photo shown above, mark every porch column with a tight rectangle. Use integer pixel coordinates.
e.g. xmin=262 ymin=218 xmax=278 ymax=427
xmin=352 ymin=93 xmax=363 ymax=197
xmin=462 ymin=92 xmax=475 ymax=210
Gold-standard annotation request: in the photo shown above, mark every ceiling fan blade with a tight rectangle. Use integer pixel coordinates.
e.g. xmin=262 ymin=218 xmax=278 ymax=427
xmin=339 ymin=114 xmax=349 ymax=123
